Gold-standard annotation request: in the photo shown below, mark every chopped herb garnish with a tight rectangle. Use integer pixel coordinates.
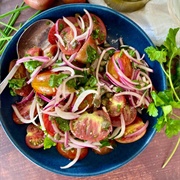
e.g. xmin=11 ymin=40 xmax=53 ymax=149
xmin=49 ymin=73 xmax=69 ymax=87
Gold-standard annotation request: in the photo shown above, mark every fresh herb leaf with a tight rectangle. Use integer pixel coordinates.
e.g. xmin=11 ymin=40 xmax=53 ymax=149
xmin=49 ymin=73 xmax=69 ymax=88
xmin=24 ymin=60 xmax=42 ymax=73
xmin=55 ymin=117 xmax=70 ymax=132
xmin=147 ymin=103 xmax=158 ymax=117
xmin=145 ymin=28 xmax=180 ymax=168
xmin=87 ymin=45 xmax=99 ymax=63
xmin=43 ymin=136 xmax=56 ymax=150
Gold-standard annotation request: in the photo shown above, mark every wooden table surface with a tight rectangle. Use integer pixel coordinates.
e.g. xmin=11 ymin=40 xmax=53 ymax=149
xmin=0 ymin=1 xmax=180 ymax=180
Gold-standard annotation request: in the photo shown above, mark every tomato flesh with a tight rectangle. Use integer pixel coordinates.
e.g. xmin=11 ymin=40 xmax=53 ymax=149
xmin=42 ymin=114 xmax=56 ymax=136
xmin=75 ymin=36 xmax=98 ymax=64
xmin=107 ymin=51 xmax=133 ymax=80
xmin=31 ymin=71 xmax=57 ymax=96
xmin=59 ymin=27 xmax=82 ymax=55
xmin=115 ymin=116 xmax=147 ymax=143
xmin=82 ymin=13 xmax=107 ymax=45
xmin=25 ymin=124 xmax=44 ymax=149
xmin=70 ymin=110 xmax=112 ymax=142
xmin=56 ymin=143 xmax=88 ymax=160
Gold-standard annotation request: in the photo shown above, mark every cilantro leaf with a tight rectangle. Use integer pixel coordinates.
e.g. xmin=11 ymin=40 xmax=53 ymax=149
xmin=147 ymin=103 xmax=158 ymax=117
xmin=24 ymin=60 xmax=42 ymax=73
xmin=55 ymin=117 xmax=70 ymax=132
xmin=49 ymin=74 xmax=69 ymax=87
xmin=87 ymin=45 xmax=99 ymax=63
xmin=43 ymin=136 xmax=56 ymax=150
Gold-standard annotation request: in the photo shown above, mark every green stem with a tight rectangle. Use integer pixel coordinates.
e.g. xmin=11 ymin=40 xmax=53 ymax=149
xmin=0 ymin=29 xmax=8 ymax=37
xmin=168 ymin=56 xmax=180 ymax=101
xmin=0 ymin=5 xmax=30 ymax=19
xmin=162 ymin=137 xmax=180 ymax=168
xmin=161 ymin=64 xmax=169 ymax=78
xmin=0 ymin=22 xmax=18 ymax=31
xmin=28 ymin=10 xmax=42 ymax=20
xmin=0 ymin=36 xmax=13 ymax=40
xmin=171 ymin=113 xmax=180 ymax=119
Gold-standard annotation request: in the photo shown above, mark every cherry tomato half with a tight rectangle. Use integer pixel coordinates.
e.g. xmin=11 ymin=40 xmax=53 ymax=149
xmin=75 ymin=36 xmax=98 ymax=64
xmin=110 ymin=104 xmax=137 ymax=127
xmin=9 ymin=60 xmax=32 ymax=97
xmin=70 ymin=110 xmax=112 ymax=142
xmin=107 ymin=51 xmax=133 ymax=80
xmin=107 ymin=94 xmax=126 ymax=117
xmin=25 ymin=124 xmax=44 ymax=149
xmin=31 ymin=71 xmax=57 ymax=96
xmin=115 ymin=116 xmax=147 ymax=143
xmin=56 ymin=143 xmax=88 ymax=160
xmin=82 ymin=13 xmax=107 ymax=45
xmin=59 ymin=27 xmax=82 ymax=55
xmin=42 ymin=114 xmax=56 ymax=136
xmin=12 ymin=99 xmax=36 ymax=124
xmin=93 ymin=140 xmax=116 ymax=155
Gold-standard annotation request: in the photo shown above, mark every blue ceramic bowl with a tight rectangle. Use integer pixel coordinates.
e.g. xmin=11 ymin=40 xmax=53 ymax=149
xmin=0 ymin=4 xmax=166 ymax=177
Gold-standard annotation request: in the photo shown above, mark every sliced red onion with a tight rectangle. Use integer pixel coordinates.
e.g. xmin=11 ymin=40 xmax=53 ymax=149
xmin=124 ymin=120 xmax=149 ymax=138
xmin=136 ymin=64 xmax=153 ymax=73
xmin=51 ymin=122 xmax=65 ymax=136
xmin=61 ymin=75 xmax=83 ymax=98
xmin=27 ymin=66 xmax=42 ymax=84
xmin=63 ymin=16 xmax=77 ymax=45
xmin=112 ymin=56 xmax=139 ymax=86
xmin=29 ymin=97 xmax=37 ymax=120
xmin=37 ymin=93 xmax=51 ymax=103
xmin=72 ymin=90 xmax=98 ymax=112
xmin=76 ymin=15 xmax=85 ymax=31
xmin=0 ymin=64 xmax=20 ymax=94
xmin=108 ymin=126 xmax=121 ymax=139
xmin=44 ymin=48 xmax=60 ymax=68
xmin=61 ymin=93 xmax=74 ymax=111
xmin=60 ymin=148 xmax=81 ymax=169
xmin=62 ymin=53 xmax=87 ymax=71
xmin=12 ymin=104 xmax=38 ymax=124
xmin=16 ymin=90 xmax=34 ymax=105
xmin=48 ymin=134 xmax=65 ymax=143
xmin=122 ymin=49 xmax=143 ymax=65
xmin=36 ymin=102 xmax=46 ymax=131
xmin=106 ymin=71 xmax=133 ymax=90
xmin=76 ymin=105 xmax=89 ymax=115
xmin=69 ymin=135 xmax=99 ymax=149
xmin=55 ymin=33 xmax=65 ymax=47
xmin=84 ymin=9 xmax=93 ymax=39
xmin=51 ymin=66 xmax=75 ymax=76
xmin=114 ymin=113 xmax=126 ymax=139
xmin=55 ymin=107 xmax=79 ymax=120
xmin=16 ymin=56 xmax=49 ymax=64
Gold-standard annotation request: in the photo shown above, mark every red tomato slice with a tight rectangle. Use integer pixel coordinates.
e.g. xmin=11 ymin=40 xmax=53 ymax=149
xmin=75 ymin=36 xmax=98 ymax=64
xmin=93 ymin=140 xmax=116 ymax=155
xmin=107 ymin=94 xmax=126 ymax=117
xmin=59 ymin=27 xmax=82 ymax=55
xmin=82 ymin=13 xmax=107 ymax=45
xmin=70 ymin=110 xmax=112 ymax=142
xmin=48 ymin=18 xmax=73 ymax=45
xmin=56 ymin=143 xmax=88 ymax=160
xmin=25 ymin=124 xmax=44 ymax=149
xmin=42 ymin=113 xmax=56 ymax=136
xmin=115 ymin=116 xmax=147 ymax=143
xmin=12 ymin=99 xmax=36 ymax=124
xmin=9 ymin=60 xmax=32 ymax=97
xmin=111 ymin=104 xmax=137 ymax=127
xmin=107 ymin=51 xmax=133 ymax=80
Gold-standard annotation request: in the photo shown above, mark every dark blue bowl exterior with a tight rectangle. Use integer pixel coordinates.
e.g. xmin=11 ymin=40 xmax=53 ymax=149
xmin=0 ymin=4 xmax=166 ymax=177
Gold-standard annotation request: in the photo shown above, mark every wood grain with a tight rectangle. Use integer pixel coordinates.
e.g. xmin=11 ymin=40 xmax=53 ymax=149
xmin=0 ymin=0 xmax=180 ymax=179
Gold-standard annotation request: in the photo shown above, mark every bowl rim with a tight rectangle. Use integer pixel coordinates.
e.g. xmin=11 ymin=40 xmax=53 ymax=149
xmin=0 ymin=3 xmax=166 ymax=177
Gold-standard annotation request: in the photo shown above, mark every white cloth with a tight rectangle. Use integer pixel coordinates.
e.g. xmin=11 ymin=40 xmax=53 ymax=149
xmin=88 ymin=0 xmax=180 ymax=46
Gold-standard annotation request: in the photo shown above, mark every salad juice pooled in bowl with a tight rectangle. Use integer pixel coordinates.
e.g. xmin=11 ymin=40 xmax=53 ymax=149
xmin=0 ymin=4 xmax=166 ymax=176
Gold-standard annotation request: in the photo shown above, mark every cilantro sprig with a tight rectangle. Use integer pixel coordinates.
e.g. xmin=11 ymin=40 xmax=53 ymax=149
xmin=145 ymin=28 xmax=180 ymax=168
